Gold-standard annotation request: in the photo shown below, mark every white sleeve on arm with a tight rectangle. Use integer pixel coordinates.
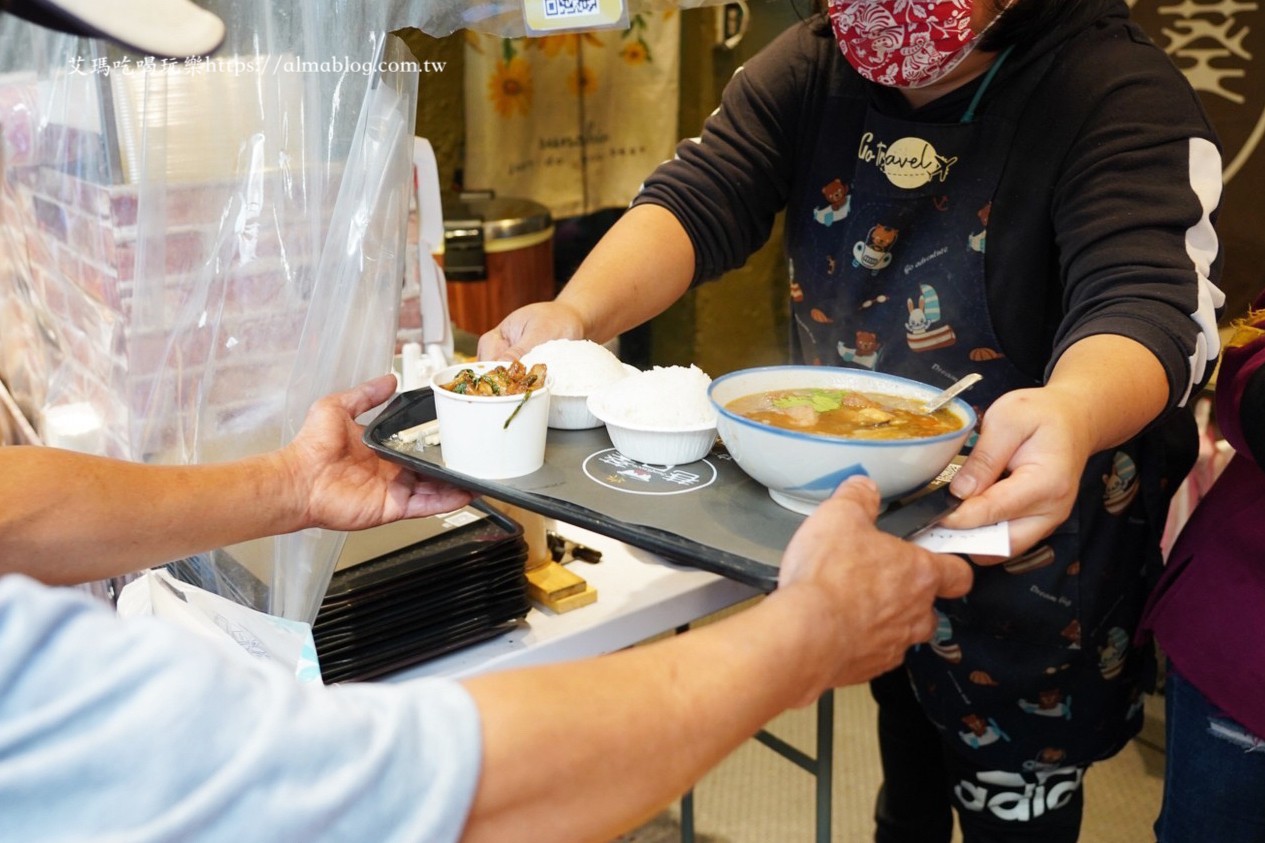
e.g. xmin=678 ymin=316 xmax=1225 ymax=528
xmin=0 ymin=574 xmax=483 ymax=843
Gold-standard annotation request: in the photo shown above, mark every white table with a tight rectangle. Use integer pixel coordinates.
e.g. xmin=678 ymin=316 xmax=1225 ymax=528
xmin=381 ymin=520 xmax=762 ymax=683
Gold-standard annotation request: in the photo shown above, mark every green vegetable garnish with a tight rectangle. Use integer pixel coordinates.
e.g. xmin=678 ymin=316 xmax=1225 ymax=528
xmin=772 ymin=389 xmax=849 ymax=413
xmin=503 ymin=390 xmax=531 ymax=429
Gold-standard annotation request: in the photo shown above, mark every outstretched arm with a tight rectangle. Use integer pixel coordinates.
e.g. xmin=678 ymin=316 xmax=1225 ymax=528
xmin=478 ymin=204 xmax=696 ymax=362
xmin=0 ymin=478 xmax=969 ymax=843
xmin=0 ymin=375 xmax=473 ymax=584
xmin=459 ymin=477 xmax=972 ymax=843
xmin=943 ymin=334 xmax=1169 ymax=555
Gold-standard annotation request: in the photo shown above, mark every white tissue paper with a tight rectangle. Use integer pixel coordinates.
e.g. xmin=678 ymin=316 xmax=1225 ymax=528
xmin=40 ymin=402 xmax=104 ymax=454
xmin=117 ymin=568 xmax=322 ymax=684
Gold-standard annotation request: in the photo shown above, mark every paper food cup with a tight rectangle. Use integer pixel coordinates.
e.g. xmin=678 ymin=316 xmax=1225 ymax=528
xmin=430 ymin=361 xmax=551 ymax=479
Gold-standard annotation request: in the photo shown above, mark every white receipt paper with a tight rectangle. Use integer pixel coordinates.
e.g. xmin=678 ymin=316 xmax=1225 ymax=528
xmin=912 ymin=521 xmax=1011 ymax=557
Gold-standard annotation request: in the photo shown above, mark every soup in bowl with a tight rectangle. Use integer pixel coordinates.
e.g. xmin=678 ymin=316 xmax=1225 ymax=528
xmin=708 ymin=366 xmax=976 ymax=514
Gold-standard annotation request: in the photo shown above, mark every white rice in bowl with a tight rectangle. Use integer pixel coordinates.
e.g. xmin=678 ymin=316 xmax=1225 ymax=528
xmin=521 ymin=339 xmax=628 ymax=396
xmin=589 ymin=364 xmax=717 ymax=430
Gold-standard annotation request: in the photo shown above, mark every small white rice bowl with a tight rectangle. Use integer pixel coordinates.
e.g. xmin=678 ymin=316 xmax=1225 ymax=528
xmin=521 ymin=339 xmax=633 ymax=429
xmin=586 ymin=364 xmax=718 ymax=465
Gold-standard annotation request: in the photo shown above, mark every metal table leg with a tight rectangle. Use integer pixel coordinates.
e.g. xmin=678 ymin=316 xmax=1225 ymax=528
xmin=678 ymin=624 xmax=696 ymax=843
xmin=752 ymin=690 xmax=834 ymax=842
xmin=815 ymin=688 xmax=834 ymax=843
xmin=679 ymin=689 xmax=834 ymax=842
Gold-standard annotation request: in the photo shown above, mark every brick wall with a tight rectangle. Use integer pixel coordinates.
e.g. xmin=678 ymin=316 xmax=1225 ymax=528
xmin=2 ymin=158 xmax=329 ymax=459
xmin=0 ymin=71 xmax=419 ymax=463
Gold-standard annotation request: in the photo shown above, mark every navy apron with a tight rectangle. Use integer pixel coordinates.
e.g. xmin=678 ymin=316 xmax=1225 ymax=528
xmin=784 ymin=53 xmax=1171 ymax=770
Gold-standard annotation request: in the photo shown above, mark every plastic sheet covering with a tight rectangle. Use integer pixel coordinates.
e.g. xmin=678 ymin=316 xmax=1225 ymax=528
xmin=0 ymin=0 xmax=730 ymax=623
xmin=0 ymin=3 xmax=422 ymax=623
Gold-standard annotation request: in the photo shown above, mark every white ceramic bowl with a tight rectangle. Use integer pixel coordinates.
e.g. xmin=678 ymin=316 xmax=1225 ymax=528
xmin=591 ymin=415 xmax=718 ymax=466
xmin=586 ymin=371 xmax=718 ymax=466
xmin=548 ymin=364 xmax=641 ymax=430
xmin=708 ymin=366 xmax=976 ymax=515
xmin=429 ymin=361 xmax=551 ymax=479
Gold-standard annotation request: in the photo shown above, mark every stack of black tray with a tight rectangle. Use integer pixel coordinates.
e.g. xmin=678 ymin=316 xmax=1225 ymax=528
xmin=314 ymin=503 xmax=530 ymax=683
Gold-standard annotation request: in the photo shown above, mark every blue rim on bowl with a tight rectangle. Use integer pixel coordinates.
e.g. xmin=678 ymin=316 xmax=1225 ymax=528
xmin=707 ymin=365 xmax=978 ymax=513
xmin=709 ymin=366 xmax=977 ymax=448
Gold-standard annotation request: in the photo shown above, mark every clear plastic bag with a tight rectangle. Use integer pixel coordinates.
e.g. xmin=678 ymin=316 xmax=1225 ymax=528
xmin=0 ymin=8 xmax=418 ymax=622
xmin=0 ymin=0 xmax=729 ymax=622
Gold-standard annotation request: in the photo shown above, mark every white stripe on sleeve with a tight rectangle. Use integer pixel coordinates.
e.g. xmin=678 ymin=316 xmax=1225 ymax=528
xmin=1181 ymin=136 xmax=1226 ymax=406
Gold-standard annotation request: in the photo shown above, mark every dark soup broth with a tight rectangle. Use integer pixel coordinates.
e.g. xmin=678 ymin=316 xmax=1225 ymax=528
xmin=725 ymin=388 xmax=963 ymax=440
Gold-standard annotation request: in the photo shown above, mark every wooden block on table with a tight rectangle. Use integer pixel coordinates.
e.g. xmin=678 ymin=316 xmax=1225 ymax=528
xmin=537 ymin=583 xmax=598 ymax=614
xmin=525 ymin=560 xmax=587 ymax=602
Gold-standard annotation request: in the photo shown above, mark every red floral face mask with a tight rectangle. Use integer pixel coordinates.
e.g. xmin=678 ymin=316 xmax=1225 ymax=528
xmin=827 ymin=0 xmax=992 ymax=89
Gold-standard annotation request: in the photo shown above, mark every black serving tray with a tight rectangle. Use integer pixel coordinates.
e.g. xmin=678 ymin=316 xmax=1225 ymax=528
xmin=364 ymin=388 xmax=962 ymax=592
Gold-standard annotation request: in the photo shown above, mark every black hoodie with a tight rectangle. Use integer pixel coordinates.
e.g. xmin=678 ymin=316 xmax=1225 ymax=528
xmin=634 ymin=0 xmax=1224 ymax=413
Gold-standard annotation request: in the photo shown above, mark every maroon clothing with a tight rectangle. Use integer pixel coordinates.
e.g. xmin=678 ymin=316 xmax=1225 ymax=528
xmin=1140 ymin=288 xmax=1265 ymax=739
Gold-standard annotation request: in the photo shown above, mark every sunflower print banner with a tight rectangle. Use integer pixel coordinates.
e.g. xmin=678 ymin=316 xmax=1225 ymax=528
xmin=464 ymin=11 xmax=680 ymax=219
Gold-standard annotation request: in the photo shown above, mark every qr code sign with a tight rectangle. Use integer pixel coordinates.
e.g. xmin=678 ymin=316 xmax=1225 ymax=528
xmin=544 ymin=0 xmax=600 ymax=18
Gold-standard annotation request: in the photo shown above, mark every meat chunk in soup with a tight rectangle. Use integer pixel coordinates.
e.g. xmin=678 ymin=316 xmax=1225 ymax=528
xmin=724 ymin=387 xmax=962 ymax=440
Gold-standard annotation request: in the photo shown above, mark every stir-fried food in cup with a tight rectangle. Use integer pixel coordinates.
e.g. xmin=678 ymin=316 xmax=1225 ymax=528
xmin=437 ymin=360 xmax=549 ymax=429
xmin=438 ymin=360 xmax=547 ymax=396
